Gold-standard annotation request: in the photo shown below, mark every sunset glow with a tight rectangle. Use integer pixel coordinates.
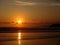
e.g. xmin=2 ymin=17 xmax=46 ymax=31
xmin=17 ymin=20 xmax=23 ymax=24
xmin=14 ymin=17 xmax=24 ymax=24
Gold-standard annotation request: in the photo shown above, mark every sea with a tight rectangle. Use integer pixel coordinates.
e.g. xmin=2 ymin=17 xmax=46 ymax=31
xmin=0 ymin=30 xmax=60 ymax=45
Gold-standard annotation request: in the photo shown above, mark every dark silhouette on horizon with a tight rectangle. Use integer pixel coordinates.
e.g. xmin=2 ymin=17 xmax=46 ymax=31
xmin=0 ymin=23 xmax=60 ymax=33
xmin=49 ymin=23 xmax=60 ymax=27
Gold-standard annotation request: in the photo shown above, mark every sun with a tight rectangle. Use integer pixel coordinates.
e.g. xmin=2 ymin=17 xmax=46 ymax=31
xmin=17 ymin=20 xmax=23 ymax=24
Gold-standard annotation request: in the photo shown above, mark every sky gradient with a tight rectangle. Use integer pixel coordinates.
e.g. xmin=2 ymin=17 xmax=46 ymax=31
xmin=0 ymin=0 xmax=60 ymax=27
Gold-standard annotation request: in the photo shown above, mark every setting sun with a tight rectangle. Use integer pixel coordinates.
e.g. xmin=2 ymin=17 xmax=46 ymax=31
xmin=13 ymin=17 xmax=25 ymax=27
xmin=17 ymin=20 xmax=23 ymax=24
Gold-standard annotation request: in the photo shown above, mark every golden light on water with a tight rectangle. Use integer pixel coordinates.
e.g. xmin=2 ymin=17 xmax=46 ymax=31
xmin=18 ymin=40 xmax=21 ymax=45
xmin=18 ymin=32 xmax=21 ymax=45
xmin=18 ymin=32 xmax=21 ymax=40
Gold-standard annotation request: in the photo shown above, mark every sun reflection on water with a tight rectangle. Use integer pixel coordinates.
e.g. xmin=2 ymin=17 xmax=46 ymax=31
xmin=18 ymin=32 xmax=21 ymax=45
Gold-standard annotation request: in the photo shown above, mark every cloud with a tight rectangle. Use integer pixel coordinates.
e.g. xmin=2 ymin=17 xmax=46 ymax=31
xmin=15 ymin=0 xmax=60 ymax=6
xmin=16 ymin=1 xmax=37 ymax=6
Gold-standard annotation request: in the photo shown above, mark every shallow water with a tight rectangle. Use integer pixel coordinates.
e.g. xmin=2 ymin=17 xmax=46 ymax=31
xmin=0 ymin=31 xmax=60 ymax=45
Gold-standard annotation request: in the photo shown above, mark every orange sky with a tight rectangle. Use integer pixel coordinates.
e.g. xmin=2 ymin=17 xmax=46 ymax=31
xmin=0 ymin=0 xmax=60 ymax=27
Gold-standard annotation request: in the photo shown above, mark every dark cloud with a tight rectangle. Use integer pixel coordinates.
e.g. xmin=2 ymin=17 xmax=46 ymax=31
xmin=48 ymin=0 xmax=60 ymax=3
xmin=56 ymin=0 xmax=60 ymax=3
